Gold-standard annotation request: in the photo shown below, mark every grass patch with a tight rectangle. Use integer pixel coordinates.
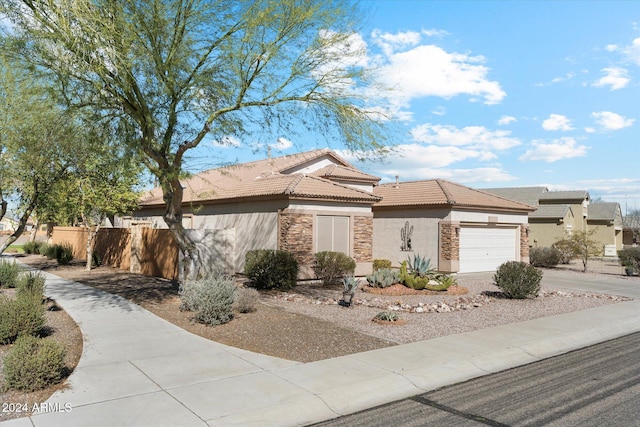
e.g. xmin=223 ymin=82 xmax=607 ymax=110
xmin=4 ymin=245 xmax=24 ymax=254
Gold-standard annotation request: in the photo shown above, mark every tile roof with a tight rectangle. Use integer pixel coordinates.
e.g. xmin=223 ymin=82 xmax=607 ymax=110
xmin=309 ymin=164 xmax=380 ymax=183
xmin=623 ymin=215 xmax=640 ymax=229
xmin=588 ymin=202 xmax=620 ymax=221
xmin=374 ymin=179 xmax=535 ymax=212
xmin=481 ymin=187 xmax=548 ymax=207
xmin=529 ymin=204 xmax=573 ymax=219
xmin=539 ymin=190 xmax=590 ymax=202
xmin=139 ymin=149 xmax=380 ymax=206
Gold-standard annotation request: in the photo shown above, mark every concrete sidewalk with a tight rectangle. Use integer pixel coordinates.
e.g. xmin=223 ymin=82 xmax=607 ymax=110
xmin=3 ymin=267 xmax=640 ymax=427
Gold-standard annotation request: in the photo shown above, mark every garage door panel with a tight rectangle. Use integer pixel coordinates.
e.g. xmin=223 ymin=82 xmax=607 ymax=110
xmin=459 ymin=227 xmax=518 ymax=273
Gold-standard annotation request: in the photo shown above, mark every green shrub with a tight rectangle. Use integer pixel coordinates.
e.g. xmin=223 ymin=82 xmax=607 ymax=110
xmin=0 ymin=259 xmax=22 ymax=288
xmin=0 ymin=292 xmax=46 ymax=344
xmin=22 ymin=240 xmax=43 ymax=254
xmin=552 ymin=239 xmax=574 ymax=264
xmin=530 ymin=247 xmax=563 ymax=268
xmin=618 ymin=247 xmax=640 ymax=275
xmin=233 ymin=287 xmax=260 ymax=313
xmin=493 ymin=261 xmax=542 ymax=299
xmin=179 ymin=274 xmax=236 ymax=326
xmin=16 ymin=271 xmax=46 ymax=301
xmin=373 ymin=259 xmax=392 ymax=271
xmin=3 ymin=335 xmax=66 ymax=392
xmin=312 ymin=251 xmax=356 ymax=286
xmin=244 ymin=250 xmax=299 ymax=290
xmin=366 ymin=268 xmax=399 ymax=288
xmin=39 ymin=243 xmax=52 ymax=257
xmin=54 ymin=243 xmax=74 ymax=265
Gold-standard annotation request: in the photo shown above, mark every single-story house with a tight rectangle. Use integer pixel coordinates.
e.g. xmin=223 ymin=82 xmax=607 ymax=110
xmin=588 ymin=202 xmax=623 ymax=255
xmin=132 ymin=149 xmax=536 ymax=276
xmin=132 ymin=149 xmax=381 ymax=277
xmin=373 ymin=180 xmax=535 ymax=273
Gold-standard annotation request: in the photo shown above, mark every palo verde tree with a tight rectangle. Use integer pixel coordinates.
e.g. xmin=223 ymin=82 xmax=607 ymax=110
xmin=1 ymin=0 xmax=393 ymax=279
xmin=0 ymin=54 xmax=80 ymax=254
xmin=42 ymin=118 xmax=142 ymax=270
xmin=555 ymin=229 xmax=603 ymax=273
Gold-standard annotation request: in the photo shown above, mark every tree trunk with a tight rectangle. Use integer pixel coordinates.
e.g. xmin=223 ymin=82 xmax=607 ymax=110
xmin=161 ymin=175 xmax=200 ymax=282
xmin=85 ymin=225 xmax=100 ymax=271
xmin=30 ymin=218 xmax=39 ymax=242
xmin=0 ymin=201 xmax=36 ymax=254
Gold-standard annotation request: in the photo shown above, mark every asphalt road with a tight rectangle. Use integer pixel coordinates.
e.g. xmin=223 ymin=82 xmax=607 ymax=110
xmin=311 ymin=332 xmax=640 ymax=427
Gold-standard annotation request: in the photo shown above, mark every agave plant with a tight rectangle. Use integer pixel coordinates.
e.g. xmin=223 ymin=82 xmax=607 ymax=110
xmin=374 ymin=311 xmax=400 ymax=322
xmin=342 ymin=275 xmax=360 ymax=294
xmin=366 ymin=268 xmax=399 ymax=288
xmin=406 ymin=254 xmax=434 ymax=278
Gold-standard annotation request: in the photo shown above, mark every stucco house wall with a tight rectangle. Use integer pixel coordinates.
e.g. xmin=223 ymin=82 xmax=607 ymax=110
xmin=373 ymin=207 xmax=448 ymax=268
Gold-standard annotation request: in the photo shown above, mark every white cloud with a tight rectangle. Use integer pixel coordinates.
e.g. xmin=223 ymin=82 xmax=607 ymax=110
xmin=421 ymin=28 xmax=449 ymax=38
xmin=584 ymin=127 xmax=596 ymax=134
xmin=371 ymin=29 xmax=421 ymax=56
xmin=369 ymin=32 xmax=505 ymax=112
xmin=212 ymin=135 xmax=242 ymax=148
xmin=410 ymin=123 xmax=521 ymax=151
xmin=519 ymin=137 xmax=589 ymax=162
xmin=542 ymin=114 xmax=573 ymax=131
xmin=498 ymin=115 xmax=517 ymax=125
xmin=271 ymin=137 xmax=293 ymax=150
xmin=623 ymin=37 xmax=640 ymax=66
xmin=431 ymin=106 xmax=447 ymax=116
xmin=591 ymin=111 xmax=635 ymax=130
xmin=592 ymin=67 xmax=630 ymax=90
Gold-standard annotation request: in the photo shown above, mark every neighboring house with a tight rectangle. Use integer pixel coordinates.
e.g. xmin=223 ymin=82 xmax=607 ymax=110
xmin=0 ymin=217 xmax=16 ymax=234
xmin=588 ymin=202 xmax=623 ymax=254
xmin=528 ymin=205 xmax=575 ymax=248
xmin=482 ymin=186 xmax=625 ymax=254
xmin=373 ymin=180 xmax=535 ymax=273
xmin=623 ymin=215 xmax=640 ymax=247
xmin=132 ymin=149 xmax=381 ymax=278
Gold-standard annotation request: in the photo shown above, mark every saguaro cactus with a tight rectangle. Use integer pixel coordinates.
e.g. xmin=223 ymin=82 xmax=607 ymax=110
xmin=401 ymin=221 xmax=413 ymax=251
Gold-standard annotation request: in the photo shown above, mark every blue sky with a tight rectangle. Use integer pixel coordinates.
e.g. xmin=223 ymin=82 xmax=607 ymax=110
xmin=201 ymin=0 xmax=640 ymax=212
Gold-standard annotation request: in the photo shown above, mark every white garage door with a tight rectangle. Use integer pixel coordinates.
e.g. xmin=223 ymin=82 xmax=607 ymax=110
xmin=459 ymin=227 xmax=518 ymax=273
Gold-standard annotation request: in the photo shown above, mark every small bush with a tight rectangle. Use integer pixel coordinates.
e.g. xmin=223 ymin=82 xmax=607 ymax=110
xmin=313 ymin=251 xmax=356 ymax=286
xmin=0 ymin=292 xmax=46 ymax=344
xmin=0 ymin=259 xmax=22 ymax=288
xmin=530 ymin=247 xmax=563 ymax=268
xmin=493 ymin=261 xmax=542 ymax=299
xmin=54 ymin=243 xmax=74 ymax=265
xmin=233 ymin=287 xmax=260 ymax=313
xmin=3 ymin=335 xmax=66 ymax=392
xmin=39 ymin=243 xmax=51 ymax=257
xmin=373 ymin=259 xmax=392 ymax=271
xmin=552 ymin=239 xmax=574 ymax=264
xmin=22 ymin=240 xmax=43 ymax=254
xmin=618 ymin=247 xmax=640 ymax=275
xmin=244 ymin=250 xmax=299 ymax=290
xmin=373 ymin=311 xmax=400 ymax=322
xmin=179 ymin=274 xmax=235 ymax=326
xmin=16 ymin=272 xmax=46 ymax=301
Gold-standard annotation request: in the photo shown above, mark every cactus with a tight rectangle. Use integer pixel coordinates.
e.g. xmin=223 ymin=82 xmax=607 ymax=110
xmin=366 ymin=268 xmax=400 ymax=288
xmin=400 ymin=221 xmax=413 ymax=251
xmin=341 ymin=275 xmax=360 ymax=293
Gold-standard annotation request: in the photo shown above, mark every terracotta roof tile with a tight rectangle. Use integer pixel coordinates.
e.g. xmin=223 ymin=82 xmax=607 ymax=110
xmin=374 ymin=179 xmax=534 ymax=212
xmin=309 ymin=164 xmax=381 ymax=183
xmin=139 ymin=149 xmax=379 ymax=206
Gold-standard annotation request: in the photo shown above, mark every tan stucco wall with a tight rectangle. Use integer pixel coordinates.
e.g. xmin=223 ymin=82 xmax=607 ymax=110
xmin=529 ymin=221 xmax=571 ymax=248
xmin=373 ymin=208 xmax=448 ymax=269
xmin=588 ymin=223 xmax=623 ymax=252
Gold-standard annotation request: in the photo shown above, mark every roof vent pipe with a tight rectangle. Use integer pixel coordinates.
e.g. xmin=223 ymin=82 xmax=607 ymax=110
xmin=394 ymin=175 xmax=399 ymax=188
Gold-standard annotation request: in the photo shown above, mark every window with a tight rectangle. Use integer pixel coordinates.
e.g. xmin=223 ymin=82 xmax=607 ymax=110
xmin=316 ymin=215 xmax=349 ymax=254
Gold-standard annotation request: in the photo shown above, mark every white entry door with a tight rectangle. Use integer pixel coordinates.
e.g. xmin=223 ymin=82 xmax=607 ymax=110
xmin=459 ymin=226 xmax=518 ymax=273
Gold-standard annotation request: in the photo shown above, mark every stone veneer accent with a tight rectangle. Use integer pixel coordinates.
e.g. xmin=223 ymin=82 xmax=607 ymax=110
xmin=520 ymin=225 xmax=530 ymax=260
xmin=353 ymin=216 xmax=373 ymax=263
xmin=278 ymin=212 xmax=315 ymax=267
xmin=440 ymin=223 xmax=459 ymax=261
